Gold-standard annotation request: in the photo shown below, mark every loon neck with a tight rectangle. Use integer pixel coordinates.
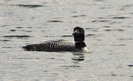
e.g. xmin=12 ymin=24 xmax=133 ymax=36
xmin=75 ymin=41 xmax=87 ymax=49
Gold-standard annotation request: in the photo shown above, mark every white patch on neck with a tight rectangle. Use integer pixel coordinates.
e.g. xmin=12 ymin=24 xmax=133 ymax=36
xmin=82 ymin=47 xmax=89 ymax=52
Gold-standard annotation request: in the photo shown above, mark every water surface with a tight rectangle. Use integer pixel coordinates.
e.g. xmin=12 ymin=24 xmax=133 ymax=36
xmin=1 ymin=0 xmax=133 ymax=81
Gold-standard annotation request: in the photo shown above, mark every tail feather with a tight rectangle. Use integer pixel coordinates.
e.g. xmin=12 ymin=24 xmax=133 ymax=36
xmin=23 ymin=44 xmax=37 ymax=51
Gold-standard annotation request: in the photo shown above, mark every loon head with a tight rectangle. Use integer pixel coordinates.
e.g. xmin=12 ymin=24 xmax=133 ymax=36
xmin=73 ymin=27 xmax=88 ymax=52
xmin=73 ymin=26 xmax=85 ymax=42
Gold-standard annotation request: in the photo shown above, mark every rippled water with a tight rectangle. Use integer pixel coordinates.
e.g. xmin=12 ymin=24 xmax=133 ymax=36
xmin=1 ymin=0 xmax=133 ymax=81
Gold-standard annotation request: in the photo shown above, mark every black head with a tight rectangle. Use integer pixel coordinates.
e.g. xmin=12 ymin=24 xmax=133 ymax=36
xmin=73 ymin=27 xmax=85 ymax=41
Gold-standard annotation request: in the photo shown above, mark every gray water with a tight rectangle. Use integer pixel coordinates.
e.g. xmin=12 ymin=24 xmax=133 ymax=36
xmin=1 ymin=0 xmax=133 ymax=81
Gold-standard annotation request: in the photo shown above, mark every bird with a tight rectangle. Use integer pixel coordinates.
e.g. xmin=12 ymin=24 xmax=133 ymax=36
xmin=22 ymin=27 xmax=88 ymax=52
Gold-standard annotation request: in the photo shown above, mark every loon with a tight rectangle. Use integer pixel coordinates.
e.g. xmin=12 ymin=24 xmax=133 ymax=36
xmin=23 ymin=27 xmax=88 ymax=52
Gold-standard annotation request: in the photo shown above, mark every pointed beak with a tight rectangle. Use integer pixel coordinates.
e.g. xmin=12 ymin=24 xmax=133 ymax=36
xmin=72 ymin=30 xmax=79 ymax=35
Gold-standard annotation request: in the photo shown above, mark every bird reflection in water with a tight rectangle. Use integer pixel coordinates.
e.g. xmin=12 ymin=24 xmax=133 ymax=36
xmin=72 ymin=52 xmax=85 ymax=61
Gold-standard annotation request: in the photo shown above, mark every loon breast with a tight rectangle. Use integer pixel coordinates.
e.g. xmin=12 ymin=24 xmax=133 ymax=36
xmin=23 ymin=40 xmax=76 ymax=52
